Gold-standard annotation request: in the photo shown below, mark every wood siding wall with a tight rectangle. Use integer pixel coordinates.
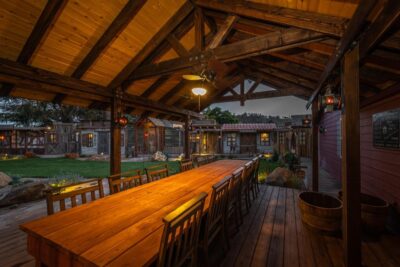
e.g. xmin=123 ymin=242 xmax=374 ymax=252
xmin=319 ymin=110 xmax=342 ymax=181
xmin=319 ymin=93 xmax=400 ymax=209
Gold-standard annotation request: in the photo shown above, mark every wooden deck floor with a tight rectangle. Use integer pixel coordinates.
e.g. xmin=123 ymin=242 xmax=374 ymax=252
xmin=221 ymin=185 xmax=400 ymax=267
xmin=1 ymin=185 xmax=400 ymax=267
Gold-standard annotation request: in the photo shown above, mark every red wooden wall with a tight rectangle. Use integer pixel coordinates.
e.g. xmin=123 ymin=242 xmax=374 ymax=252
xmin=318 ymin=93 xmax=400 ymax=209
xmin=319 ymin=110 xmax=342 ymax=181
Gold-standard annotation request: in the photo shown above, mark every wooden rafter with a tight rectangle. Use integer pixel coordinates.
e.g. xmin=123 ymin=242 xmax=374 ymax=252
xmin=140 ymin=76 xmax=170 ymax=98
xmin=306 ymin=0 xmax=377 ymax=108
xmin=129 ymin=28 xmax=324 ymax=81
xmin=194 ymin=8 xmax=205 ymax=51
xmin=216 ymin=90 xmax=293 ymax=103
xmin=107 ymin=1 xmax=194 ymax=90
xmin=195 ymin=0 xmax=347 ymax=36
xmin=166 ymin=35 xmax=190 ymax=57
xmin=208 ymin=15 xmax=238 ymax=49
xmin=72 ymin=1 xmax=146 ymax=79
xmin=0 ymin=58 xmax=201 ymax=118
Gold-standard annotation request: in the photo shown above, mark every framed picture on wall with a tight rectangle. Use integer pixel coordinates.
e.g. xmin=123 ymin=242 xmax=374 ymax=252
xmin=372 ymin=108 xmax=400 ymax=149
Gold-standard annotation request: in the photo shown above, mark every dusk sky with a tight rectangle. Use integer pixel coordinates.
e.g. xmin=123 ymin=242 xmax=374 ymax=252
xmin=209 ymin=80 xmax=311 ymax=117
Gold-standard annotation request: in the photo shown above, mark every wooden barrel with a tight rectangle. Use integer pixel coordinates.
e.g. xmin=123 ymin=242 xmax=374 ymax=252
xmin=298 ymin=191 xmax=342 ymax=232
xmin=338 ymin=191 xmax=388 ymax=233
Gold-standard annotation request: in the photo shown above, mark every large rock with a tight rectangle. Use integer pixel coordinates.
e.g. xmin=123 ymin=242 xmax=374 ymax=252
xmin=267 ymin=167 xmax=293 ymax=186
xmin=0 ymin=172 xmax=11 ymax=188
xmin=0 ymin=182 xmax=51 ymax=207
xmin=153 ymin=151 xmax=167 ymax=161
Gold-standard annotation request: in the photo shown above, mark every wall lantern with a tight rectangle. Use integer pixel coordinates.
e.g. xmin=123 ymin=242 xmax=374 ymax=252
xmin=114 ymin=114 xmax=128 ymax=127
xmin=302 ymin=116 xmax=311 ymax=126
xmin=0 ymin=134 xmax=5 ymax=142
xmin=144 ymin=131 xmax=149 ymax=138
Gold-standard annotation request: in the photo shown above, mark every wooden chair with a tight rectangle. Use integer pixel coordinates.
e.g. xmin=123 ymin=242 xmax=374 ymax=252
xmin=46 ymin=178 xmax=104 ymax=215
xmin=228 ymin=168 xmax=244 ymax=231
xmin=199 ymin=176 xmax=231 ymax=266
xmin=251 ymin=156 xmax=261 ymax=199
xmin=180 ymin=159 xmax=194 ymax=172
xmin=196 ymin=156 xmax=208 ymax=167
xmin=145 ymin=164 xmax=169 ymax=183
xmin=241 ymin=161 xmax=254 ymax=214
xmin=108 ymin=170 xmax=142 ymax=194
xmin=158 ymin=192 xmax=208 ymax=267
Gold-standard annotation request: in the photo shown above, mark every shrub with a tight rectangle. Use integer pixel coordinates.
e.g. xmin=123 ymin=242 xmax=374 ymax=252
xmin=24 ymin=151 xmax=37 ymax=158
xmin=283 ymin=152 xmax=299 ymax=171
xmin=65 ymin=153 xmax=79 ymax=159
xmin=49 ymin=173 xmax=84 ymax=188
xmin=270 ymin=150 xmax=279 ymax=162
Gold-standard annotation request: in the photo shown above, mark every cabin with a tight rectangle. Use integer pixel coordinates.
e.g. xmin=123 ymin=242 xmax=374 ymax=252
xmin=0 ymin=0 xmax=399 ymax=267
xmin=0 ymin=125 xmax=45 ymax=155
xmin=190 ymin=119 xmax=221 ymax=154
xmin=221 ymin=123 xmax=276 ymax=155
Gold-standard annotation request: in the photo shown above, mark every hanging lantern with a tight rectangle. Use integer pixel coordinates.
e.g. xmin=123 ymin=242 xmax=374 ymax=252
xmin=321 ymin=86 xmax=339 ymax=112
xmin=302 ymin=116 xmax=311 ymax=126
xmin=114 ymin=114 xmax=128 ymax=127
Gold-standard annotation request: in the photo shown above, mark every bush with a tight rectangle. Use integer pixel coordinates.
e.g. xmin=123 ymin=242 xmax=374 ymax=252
xmin=49 ymin=173 xmax=84 ymax=188
xmin=65 ymin=153 xmax=79 ymax=159
xmin=270 ymin=150 xmax=279 ymax=162
xmin=283 ymin=152 xmax=299 ymax=171
xmin=24 ymin=151 xmax=37 ymax=158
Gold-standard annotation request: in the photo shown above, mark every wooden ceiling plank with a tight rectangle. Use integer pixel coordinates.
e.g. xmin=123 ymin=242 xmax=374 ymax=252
xmin=140 ymin=76 xmax=170 ymax=98
xmin=159 ymin=80 xmax=187 ymax=103
xmin=18 ymin=0 xmax=67 ymax=64
xmin=306 ymin=0 xmax=377 ymax=108
xmin=195 ymin=0 xmax=346 ymax=37
xmin=361 ymin=82 xmax=400 ymax=108
xmin=208 ymin=15 xmax=238 ymax=49
xmin=72 ymin=0 xmax=146 ymax=79
xmin=107 ymin=1 xmax=194 ymax=90
xmin=129 ymin=28 xmax=324 ymax=80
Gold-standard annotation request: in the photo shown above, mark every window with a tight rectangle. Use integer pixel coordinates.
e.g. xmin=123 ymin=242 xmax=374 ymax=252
xmin=82 ymin=133 xmax=94 ymax=147
xmin=165 ymin=128 xmax=180 ymax=147
xmin=260 ymin=132 xmax=270 ymax=146
xmin=279 ymin=133 xmax=285 ymax=144
xmin=47 ymin=133 xmax=57 ymax=144
xmin=299 ymin=132 xmax=306 ymax=145
xmin=227 ymin=133 xmax=237 ymax=147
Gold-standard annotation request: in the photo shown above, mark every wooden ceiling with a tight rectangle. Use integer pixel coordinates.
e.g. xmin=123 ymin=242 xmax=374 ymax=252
xmin=0 ymin=0 xmax=399 ymax=120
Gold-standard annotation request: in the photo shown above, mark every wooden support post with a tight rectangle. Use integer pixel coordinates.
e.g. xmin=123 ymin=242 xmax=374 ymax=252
xmin=240 ymin=80 xmax=245 ymax=106
xmin=342 ymin=44 xmax=361 ymax=267
xmin=110 ymin=87 xmax=123 ymax=175
xmin=184 ymin=116 xmax=190 ymax=160
xmin=311 ymin=98 xmax=319 ymax=191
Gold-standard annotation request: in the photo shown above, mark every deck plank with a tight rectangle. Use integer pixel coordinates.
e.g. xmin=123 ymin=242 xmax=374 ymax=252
xmin=283 ymin=188 xmax=299 ymax=267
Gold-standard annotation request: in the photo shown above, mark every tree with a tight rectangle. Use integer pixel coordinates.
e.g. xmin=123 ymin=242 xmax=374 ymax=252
xmin=204 ymin=107 xmax=238 ymax=124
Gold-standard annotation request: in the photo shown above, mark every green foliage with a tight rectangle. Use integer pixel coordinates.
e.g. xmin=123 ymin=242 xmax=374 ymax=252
xmin=270 ymin=150 xmax=280 ymax=162
xmin=204 ymin=107 xmax=238 ymax=124
xmin=49 ymin=173 xmax=84 ymax=188
xmin=0 ymin=158 xmax=180 ymax=178
xmin=283 ymin=151 xmax=300 ymax=171
xmin=257 ymin=159 xmax=280 ymax=184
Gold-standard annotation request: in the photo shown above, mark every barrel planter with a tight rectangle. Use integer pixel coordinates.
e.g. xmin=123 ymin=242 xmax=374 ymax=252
xmin=298 ymin=191 xmax=342 ymax=233
xmin=338 ymin=191 xmax=389 ymax=233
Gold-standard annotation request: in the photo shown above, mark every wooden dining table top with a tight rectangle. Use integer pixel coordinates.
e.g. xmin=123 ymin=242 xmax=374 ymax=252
xmin=20 ymin=159 xmax=247 ymax=267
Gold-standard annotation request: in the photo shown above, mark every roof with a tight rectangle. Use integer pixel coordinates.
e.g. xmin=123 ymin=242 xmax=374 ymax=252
xmin=222 ymin=123 xmax=276 ymax=132
xmin=148 ymin=117 xmax=183 ymax=129
xmin=0 ymin=1 xmax=398 ymax=120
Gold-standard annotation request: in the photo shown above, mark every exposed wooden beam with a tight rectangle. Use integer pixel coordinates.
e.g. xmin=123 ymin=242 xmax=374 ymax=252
xmin=110 ymin=87 xmax=123 ymax=175
xmin=195 ymin=0 xmax=346 ymax=36
xmin=107 ymin=1 xmax=194 ymax=90
xmin=215 ymin=90 xmax=290 ymax=102
xmin=306 ymin=0 xmax=377 ymax=108
xmin=208 ymin=15 xmax=238 ymax=49
xmin=194 ymin=8 xmax=205 ymax=51
xmin=159 ymin=80 xmax=187 ymax=103
xmin=72 ymin=0 xmax=146 ymax=78
xmin=140 ymin=76 xmax=170 ymax=98
xmin=18 ymin=0 xmax=67 ymax=64
xmin=246 ymin=78 xmax=261 ymax=96
xmin=361 ymin=82 xmax=400 ymax=108
xmin=239 ymin=79 xmax=245 ymax=106
xmin=0 ymin=58 xmax=202 ymax=118
xmin=166 ymin=35 xmax=189 ymax=57
xmin=129 ymin=29 xmax=324 ymax=80
xmin=0 ymin=83 xmax=14 ymax=97
xmin=52 ymin=93 xmax=67 ymax=105
xmin=311 ymin=98 xmax=319 ymax=191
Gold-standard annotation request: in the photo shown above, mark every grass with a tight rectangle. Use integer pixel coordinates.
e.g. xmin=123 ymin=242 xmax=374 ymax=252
xmin=257 ymin=159 xmax=281 ymax=183
xmin=0 ymin=158 xmax=180 ymax=178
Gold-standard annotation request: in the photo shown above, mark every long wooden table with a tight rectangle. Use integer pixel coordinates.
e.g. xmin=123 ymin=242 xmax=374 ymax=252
xmin=20 ymin=159 xmax=246 ymax=266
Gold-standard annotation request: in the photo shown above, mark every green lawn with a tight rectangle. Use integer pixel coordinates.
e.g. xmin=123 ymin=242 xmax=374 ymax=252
xmin=0 ymin=158 xmax=180 ymax=178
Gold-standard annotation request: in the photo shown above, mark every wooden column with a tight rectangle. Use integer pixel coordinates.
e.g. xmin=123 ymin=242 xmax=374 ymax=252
xmin=110 ymin=87 xmax=123 ymax=175
xmin=311 ymin=98 xmax=319 ymax=191
xmin=342 ymin=44 xmax=361 ymax=267
xmin=184 ymin=116 xmax=190 ymax=159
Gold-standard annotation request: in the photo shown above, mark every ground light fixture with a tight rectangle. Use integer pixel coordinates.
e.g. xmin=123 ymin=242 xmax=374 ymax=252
xmin=192 ymin=87 xmax=207 ymax=112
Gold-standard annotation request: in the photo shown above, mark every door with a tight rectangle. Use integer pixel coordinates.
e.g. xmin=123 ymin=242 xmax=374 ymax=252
xmin=97 ymin=132 xmax=109 ymax=154
xmin=240 ymin=133 xmax=256 ymax=154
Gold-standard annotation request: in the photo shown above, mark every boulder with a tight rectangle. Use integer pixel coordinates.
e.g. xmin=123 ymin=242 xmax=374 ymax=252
xmin=267 ymin=167 xmax=293 ymax=186
xmin=0 ymin=182 xmax=51 ymax=207
xmin=153 ymin=151 xmax=167 ymax=161
xmin=0 ymin=172 xmax=11 ymax=188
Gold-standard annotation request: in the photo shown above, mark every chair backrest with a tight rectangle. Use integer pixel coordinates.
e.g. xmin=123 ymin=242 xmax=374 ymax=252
xmin=203 ymin=176 xmax=231 ymax=246
xmin=146 ymin=164 xmax=169 ymax=183
xmin=252 ymin=157 xmax=261 ymax=180
xmin=242 ymin=161 xmax=254 ymax=184
xmin=46 ymin=178 xmax=104 ymax=215
xmin=108 ymin=170 xmax=142 ymax=194
xmin=196 ymin=156 xmax=208 ymax=167
xmin=229 ymin=167 xmax=243 ymax=200
xmin=180 ymin=160 xmax=193 ymax=172
xmin=158 ymin=192 xmax=208 ymax=267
